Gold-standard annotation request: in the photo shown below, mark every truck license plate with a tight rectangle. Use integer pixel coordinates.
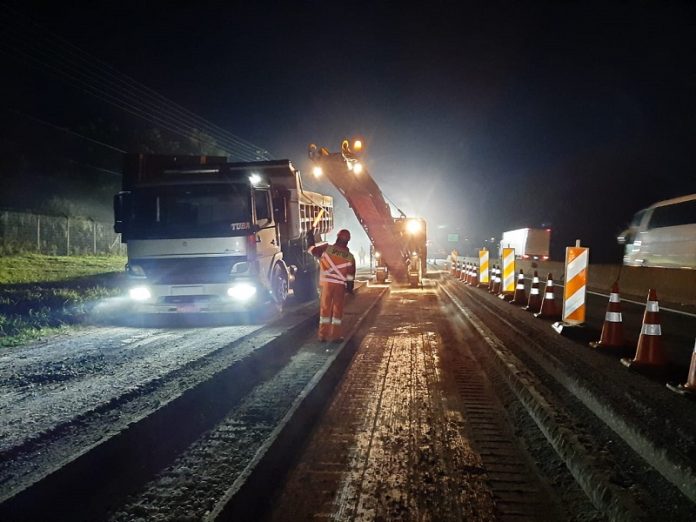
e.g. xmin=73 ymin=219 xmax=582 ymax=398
xmin=177 ymin=303 xmax=200 ymax=313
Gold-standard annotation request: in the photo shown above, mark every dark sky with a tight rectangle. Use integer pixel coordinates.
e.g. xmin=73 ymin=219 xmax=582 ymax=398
xmin=3 ymin=1 xmax=696 ymax=261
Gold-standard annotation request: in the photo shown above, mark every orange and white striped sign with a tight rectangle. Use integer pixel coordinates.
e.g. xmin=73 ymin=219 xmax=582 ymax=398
xmin=562 ymin=245 xmax=589 ymax=324
xmin=501 ymin=248 xmax=515 ymax=295
xmin=479 ymin=249 xmax=489 ymax=284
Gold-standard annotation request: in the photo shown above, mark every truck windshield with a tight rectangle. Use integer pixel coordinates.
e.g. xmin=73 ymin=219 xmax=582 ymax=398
xmin=130 ymin=184 xmax=251 ymax=239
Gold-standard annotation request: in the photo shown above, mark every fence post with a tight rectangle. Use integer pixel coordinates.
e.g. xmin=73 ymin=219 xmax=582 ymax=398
xmin=37 ymin=214 xmax=41 ymax=253
xmin=92 ymin=219 xmax=97 ymax=255
xmin=66 ymin=216 xmax=70 ymax=256
xmin=2 ymin=210 xmax=7 ymax=250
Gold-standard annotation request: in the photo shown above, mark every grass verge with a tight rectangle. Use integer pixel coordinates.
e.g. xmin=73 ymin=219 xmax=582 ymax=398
xmin=0 ymin=254 xmax=126 ymax=347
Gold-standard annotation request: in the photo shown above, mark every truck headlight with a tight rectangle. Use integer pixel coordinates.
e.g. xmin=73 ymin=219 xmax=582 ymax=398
xmin=129 ymin=286 xmax=151 ymax=301
xmin=227 ymin=282 xmax=257 ymax=301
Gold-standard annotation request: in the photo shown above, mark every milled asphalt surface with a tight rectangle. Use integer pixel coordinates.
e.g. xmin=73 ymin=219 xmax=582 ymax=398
xmin=2 ymin=267 xmax=696 ymax=520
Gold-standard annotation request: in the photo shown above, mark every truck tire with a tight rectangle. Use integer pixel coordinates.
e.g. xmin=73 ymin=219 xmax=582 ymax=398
xmin=271 ymin=263 xmax=289 ymax=311
xmin=293 ymin=268 xmax=318 ymax=301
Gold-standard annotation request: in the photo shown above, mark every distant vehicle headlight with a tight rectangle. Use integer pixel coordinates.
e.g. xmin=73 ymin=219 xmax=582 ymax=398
xmin=227 ymin=282 xmax=257 ymax=301
xmin=129 ymin=286 xmax=151 ymax=301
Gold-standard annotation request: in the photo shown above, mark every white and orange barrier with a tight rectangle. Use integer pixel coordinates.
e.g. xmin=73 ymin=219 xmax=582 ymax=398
xmin=552 ymin=242 xmax=589 ymax=334
xmin=499 ymin=247 xmax=515 ymax=300
xmin=561 ymin=244 xmax=589 ymax=325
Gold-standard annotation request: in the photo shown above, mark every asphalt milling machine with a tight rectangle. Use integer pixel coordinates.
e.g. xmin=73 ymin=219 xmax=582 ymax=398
xmin=308 ymin=139 xmax=427 ymax=287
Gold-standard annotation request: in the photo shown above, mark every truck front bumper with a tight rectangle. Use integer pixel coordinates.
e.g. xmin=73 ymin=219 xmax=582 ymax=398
xmin=127 ymin=281 xmax=267 ymax=313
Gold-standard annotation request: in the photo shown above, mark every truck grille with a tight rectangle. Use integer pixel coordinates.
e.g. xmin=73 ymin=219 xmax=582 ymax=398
xmin=134 ymin=256 xmax=242 ymax=284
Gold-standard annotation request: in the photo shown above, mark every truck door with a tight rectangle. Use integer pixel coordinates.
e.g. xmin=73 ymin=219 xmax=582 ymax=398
xmin=253 ymin=188 xmax=279 ymax=287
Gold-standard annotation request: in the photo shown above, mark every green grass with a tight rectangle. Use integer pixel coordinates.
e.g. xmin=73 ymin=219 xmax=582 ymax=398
xmin=0 ymin=254 xmax=127 ymax=347
xmin=0 ymin=254 xmax=126 ymax=284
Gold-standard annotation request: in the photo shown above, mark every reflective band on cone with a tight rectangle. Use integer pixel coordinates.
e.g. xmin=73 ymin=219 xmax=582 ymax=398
xmin=605 ymin=312 xmax=622 ymax=322
xmin=642 ymin=324 xmax=661 ymax=336
xmin=621 ymin=288 xmax=667 ymax=372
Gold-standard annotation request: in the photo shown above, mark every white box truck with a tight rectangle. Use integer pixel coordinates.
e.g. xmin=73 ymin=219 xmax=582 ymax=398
xmin=500 ymin=228 xmax=551 ymax=260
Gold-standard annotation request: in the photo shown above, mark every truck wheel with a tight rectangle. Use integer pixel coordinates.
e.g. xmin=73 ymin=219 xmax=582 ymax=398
xmin=293 ymin=268 xmax=318 ymax=301
xmin=271 ymin=263 xmax=289 ymax=310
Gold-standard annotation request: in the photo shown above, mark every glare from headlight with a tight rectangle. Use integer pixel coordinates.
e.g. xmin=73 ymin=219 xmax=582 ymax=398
xmin=129 ymin=286 xmax=151 ymax=301
xmin=227 ymin=283 xmax=257 ymax=301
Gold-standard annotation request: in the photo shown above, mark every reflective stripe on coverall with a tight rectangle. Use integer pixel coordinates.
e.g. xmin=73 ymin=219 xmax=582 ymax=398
xmin=309 ymin=243 xmax=355 ymax=340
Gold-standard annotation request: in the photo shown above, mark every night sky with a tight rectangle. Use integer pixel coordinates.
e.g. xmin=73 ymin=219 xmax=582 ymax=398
xmin=2 ymin=1 xmax=696 ymax=261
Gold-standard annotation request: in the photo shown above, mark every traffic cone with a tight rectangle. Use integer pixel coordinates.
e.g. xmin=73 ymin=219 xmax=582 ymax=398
xmin=621 ymin=289 xmax=668 ymax=375
xmin=534 ymin=273 xmax=560 ymax=319
xmin=471 ymin=264 xmax=479 ymax=286
xmin=488 ymin=265 xmax=495 ymax=293
xmin=459 ymin=262 xmax=467 ymax=282
xmin=510 ymin=269 xmax=527 ymax=305
xmin=523 ymin=271 xmax=541 ymax=312
xmin=466 ymin=263 xmax=473 ymax=285
xmin=589 ymin=281 xmax=625 ymax=349
xmin=667 ymin=339 xmax=696 ymax=395
xmin=490 ymin=266 xmax=499 ymax=294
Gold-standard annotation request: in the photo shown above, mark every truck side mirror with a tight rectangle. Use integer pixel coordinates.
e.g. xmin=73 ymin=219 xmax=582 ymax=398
xmin=113 ymin=192 xmax=132 ymax=234
xmin=273 ymin=194 xmax=287 ymax=224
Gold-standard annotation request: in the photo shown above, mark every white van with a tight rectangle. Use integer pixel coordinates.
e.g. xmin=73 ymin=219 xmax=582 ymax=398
xmin=618 ymin=193 xmax=696 ymax=269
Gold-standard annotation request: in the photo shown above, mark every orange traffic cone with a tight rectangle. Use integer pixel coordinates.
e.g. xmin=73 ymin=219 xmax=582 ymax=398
xmin=534 ymin=273 xmax=560 ymax=319
xmin=667 ymin=339 xmax=696 ymax=395
xmin=621 ymin=289 xmax=668 ymax=374
xmin=459 ymin=262 xmax=466 ymax=282
xmin=510 ymin=269 xmax=527 ymax=305
xmin=589 ymin=281 xmax=625 ymax=349
xmin=471 ymin=264 xmax=479 ymax=286
xmin=465 ymin=263 xmax=472 ymax=284
xmin=488 ymin=265 xmax=496 ymax=293
xmin=523 ymin=271 xmax=541 ymax=313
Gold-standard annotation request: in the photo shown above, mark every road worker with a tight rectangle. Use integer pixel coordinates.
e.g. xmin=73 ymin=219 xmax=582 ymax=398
xmin=307 ymin=228 xmax=356 ymax=342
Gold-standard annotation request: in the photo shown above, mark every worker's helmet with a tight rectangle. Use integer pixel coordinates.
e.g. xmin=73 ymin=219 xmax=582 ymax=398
xmin=337 ymin=229 xmax=351 ymax=243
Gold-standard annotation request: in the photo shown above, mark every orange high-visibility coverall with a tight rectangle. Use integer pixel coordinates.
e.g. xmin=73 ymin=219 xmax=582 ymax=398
xmin=308 ymin=242 xmax=356 ymax=341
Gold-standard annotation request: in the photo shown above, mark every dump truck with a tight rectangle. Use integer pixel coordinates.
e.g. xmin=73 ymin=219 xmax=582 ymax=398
xmin=499 ymin=228 xmax=551 ymax=260
xmin=308 ymin=140 xmax=427 ymax=286
xmin=113 ymin=154 xmax=333 ymax=313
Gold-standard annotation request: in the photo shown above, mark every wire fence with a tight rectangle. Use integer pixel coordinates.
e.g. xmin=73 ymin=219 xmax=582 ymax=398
xmin=0 ymin=209 xmax=125 ymax=256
